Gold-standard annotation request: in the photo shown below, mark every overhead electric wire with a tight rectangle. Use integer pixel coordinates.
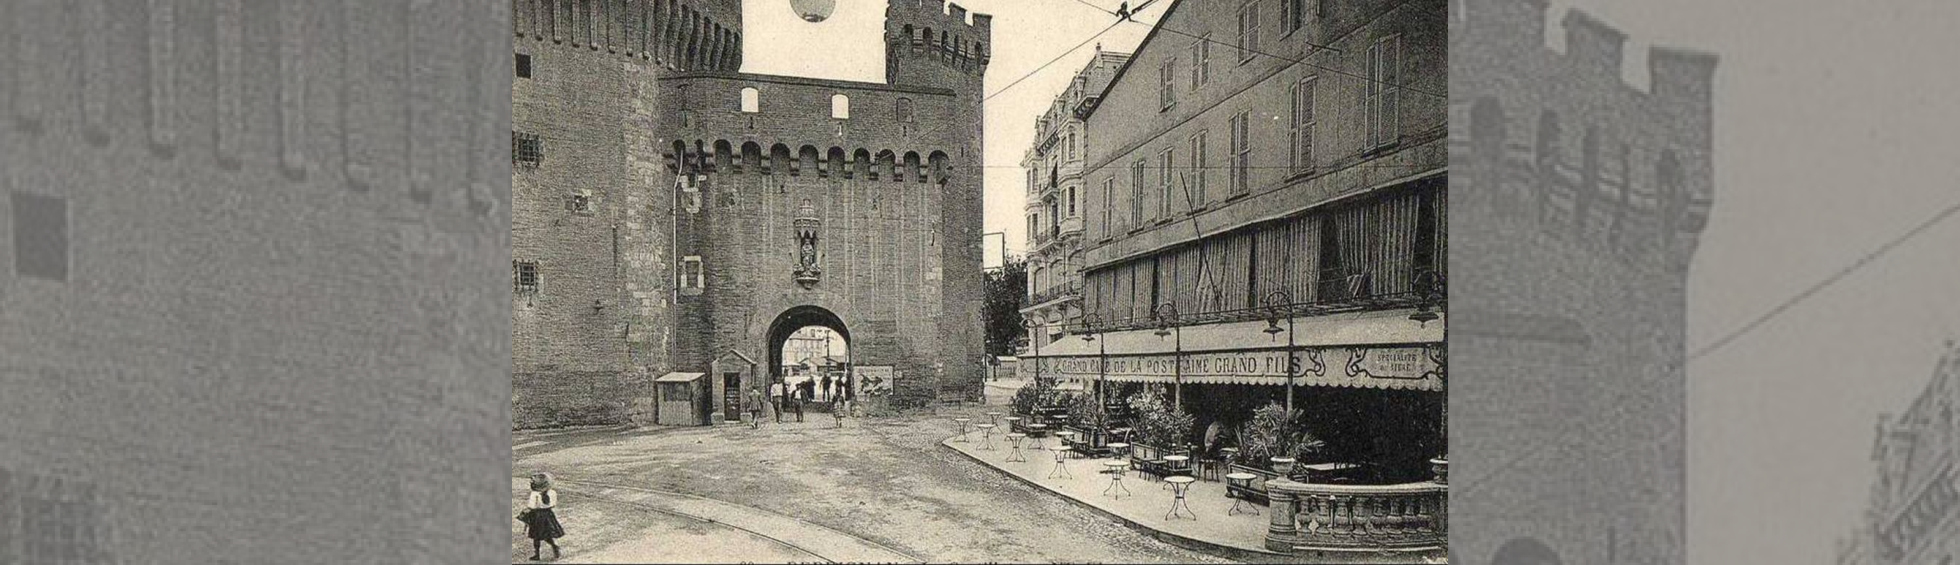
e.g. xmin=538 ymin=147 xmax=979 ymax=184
xmin=1456 ymin=191 xmax=1960 ymax=501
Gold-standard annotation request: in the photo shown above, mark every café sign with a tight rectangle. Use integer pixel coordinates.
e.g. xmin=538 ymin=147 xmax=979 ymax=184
xmin=1035 ymin=346 xmax=1443 ymax=391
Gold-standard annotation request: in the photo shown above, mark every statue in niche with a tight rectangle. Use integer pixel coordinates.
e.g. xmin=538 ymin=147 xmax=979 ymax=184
xmin=793 ymin=199 xmax=823 ymax=288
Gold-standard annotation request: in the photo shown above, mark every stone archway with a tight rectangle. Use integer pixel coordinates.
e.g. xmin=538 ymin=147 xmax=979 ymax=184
xmin=764 ymin=305 xmax=852 ymax=405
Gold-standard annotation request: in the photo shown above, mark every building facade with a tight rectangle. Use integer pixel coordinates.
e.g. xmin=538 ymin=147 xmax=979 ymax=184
xmin=1032 ymin=0 xmax=1447 ymax=403
xmin=1020 ymin=49 xmax=1131 ymax=353
xmin=513 ymin=0 xmax=991 ymax=428
xmin=1841 ymin=342 xmax=1960 ymax=565
xmin=1022 ymin=0 xmax=1448 ymax=558
xmin=1451 ymin=0 xmax=1716 ymax=563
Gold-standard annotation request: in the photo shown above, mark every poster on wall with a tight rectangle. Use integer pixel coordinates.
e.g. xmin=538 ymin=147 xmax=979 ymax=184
xmin=854 ymin=366 xmax=894 ymax=397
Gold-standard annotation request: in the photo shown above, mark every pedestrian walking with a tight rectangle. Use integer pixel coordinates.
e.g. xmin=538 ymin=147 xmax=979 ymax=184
xmin=831 ymin=395 xmax=846 ymax=428
xmin=518 ymin=473 xmax=565 ymax=562
xmin=820 ymin=373 xmax=833 ymax=402
xmin=769 ymin=380 xmax=786 ymax=423
xmin=792 ymin=393 xmax=804 ymax=422
xmin=746 ymin=387 xmax=762 ymax=428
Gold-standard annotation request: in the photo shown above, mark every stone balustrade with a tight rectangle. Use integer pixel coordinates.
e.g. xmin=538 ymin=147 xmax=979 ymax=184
xmin=1263 ymin=478 xmax=1448 ymax=558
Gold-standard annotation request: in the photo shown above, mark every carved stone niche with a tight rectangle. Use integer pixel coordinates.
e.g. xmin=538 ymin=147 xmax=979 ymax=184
xmin=793 ymin=199 xmax=822 ymax=288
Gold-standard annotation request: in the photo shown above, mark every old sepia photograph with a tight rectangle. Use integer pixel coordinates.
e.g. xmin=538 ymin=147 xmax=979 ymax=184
xmin=510 ymin=0 xmax=1446 ymax=562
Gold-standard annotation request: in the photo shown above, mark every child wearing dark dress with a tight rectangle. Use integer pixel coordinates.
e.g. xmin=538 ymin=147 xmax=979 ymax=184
xmin=523 ymin=473 xmax=564 ymax=561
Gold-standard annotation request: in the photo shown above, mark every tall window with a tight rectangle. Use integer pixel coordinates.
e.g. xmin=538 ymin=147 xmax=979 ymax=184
xmin=1190 ymin=36 xmax=1211 ymax=88
xmin=1067 ymin=187 xmax=1078 ymax=217
xmin=1366 ymin=34 xmax=1402 ymax=149
xmin=1236 ymin=2 xmax=1260 ymax=63
xmin=740 ymin=87 xmax=760 ymax=113
xmin=1290 ymin=77 xmax=1316 ymax=173
xmin=1188 ymin=131 xmax=1209 ymax=205
xmin=830 ymin=94 xmax=850 ymax=119
xmin=897 ymin=97 xmax=915 ymax=123
xmin=1101 ymin=177 xmax=1114 ymax=238
xmin=1282 ymin=0 xmax=1307 ymax=34
xmin=1230 ymin=111 xmax=1251 ymax=194
xmin=679 ymin=256 xmax=704 ymax=289
xmin=1158 ymin=148 xmax=1175 ymax=217
xmin=1066 ymin=131 xmax=1077 ymax=162
xmin=1130 ymin=160 xmax=1147 ymax=226
xmin=1159 ymin=57 xmax=1177 ymax=110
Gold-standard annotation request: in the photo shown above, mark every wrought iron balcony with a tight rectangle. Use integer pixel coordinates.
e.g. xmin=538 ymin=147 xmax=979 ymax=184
xmin=1028 ymin=280 xmax=1083 ymax=307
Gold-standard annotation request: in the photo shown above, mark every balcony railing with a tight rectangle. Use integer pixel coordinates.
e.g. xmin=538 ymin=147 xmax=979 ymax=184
xmin=1029 ymin=280 xmax=1083 ymax=306
xmin=1264 ymin=478 xmax=1448 ymax=556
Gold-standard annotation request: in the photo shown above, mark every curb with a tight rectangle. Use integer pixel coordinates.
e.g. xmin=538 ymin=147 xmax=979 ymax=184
xmin=938 ymin=439 xmax=1297 ymax=564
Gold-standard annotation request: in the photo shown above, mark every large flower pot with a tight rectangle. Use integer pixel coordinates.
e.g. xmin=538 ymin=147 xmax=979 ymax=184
xmin=1271 ymin=457 xmax=1297 ymax=475
xmin=1431 ymin=457 xmax=1449 ymax=484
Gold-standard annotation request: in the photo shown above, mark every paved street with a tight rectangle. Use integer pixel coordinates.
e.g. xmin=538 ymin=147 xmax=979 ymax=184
xmin=511 ymin=393 xmax=1233 ymax=564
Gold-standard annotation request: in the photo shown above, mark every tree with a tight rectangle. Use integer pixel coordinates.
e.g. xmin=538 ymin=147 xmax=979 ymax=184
xmin=982 ymin=255 xmax=1028 ymax=357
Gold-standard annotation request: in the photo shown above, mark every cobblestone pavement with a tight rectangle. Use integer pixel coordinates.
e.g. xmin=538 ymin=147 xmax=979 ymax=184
xmin=512 ymin=401 xmax=1236 ymax=564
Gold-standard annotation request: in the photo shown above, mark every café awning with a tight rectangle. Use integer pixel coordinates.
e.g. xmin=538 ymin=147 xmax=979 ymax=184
xmin=1024 ymin=345 xmax=1443 ymax=392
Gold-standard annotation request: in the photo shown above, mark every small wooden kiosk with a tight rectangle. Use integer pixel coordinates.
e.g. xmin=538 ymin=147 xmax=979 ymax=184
xmin=655 ymin=372 xmax=709 ymax=426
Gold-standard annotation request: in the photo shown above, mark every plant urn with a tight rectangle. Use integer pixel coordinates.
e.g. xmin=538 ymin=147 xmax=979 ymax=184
xmin=1271 ymin=457 xmax=1297 ymax=475
xmin=1431 ymin=457 xmax=1449 ymax=484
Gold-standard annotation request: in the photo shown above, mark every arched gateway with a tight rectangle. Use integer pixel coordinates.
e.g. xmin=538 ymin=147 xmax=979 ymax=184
xmin=510 ymin=0 xmax=990 ymax=429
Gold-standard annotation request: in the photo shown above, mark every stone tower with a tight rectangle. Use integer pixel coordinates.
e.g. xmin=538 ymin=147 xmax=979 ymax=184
xmin=1448 ymin=0 xmax=1716 ymax=563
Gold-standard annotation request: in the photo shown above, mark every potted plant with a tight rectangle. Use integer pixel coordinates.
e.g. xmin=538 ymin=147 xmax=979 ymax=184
xmin=1062 ymin=391 xmax=1107 ymax=449
xmin=1229 ymin=402 xmax=1325 ymax=500
xmin=1125 ymin=390 xmax=1194 ymax=463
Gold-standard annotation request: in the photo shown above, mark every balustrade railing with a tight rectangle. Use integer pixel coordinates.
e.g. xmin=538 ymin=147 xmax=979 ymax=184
xmin=1263 ymin=479 xmax=1448 ymax=555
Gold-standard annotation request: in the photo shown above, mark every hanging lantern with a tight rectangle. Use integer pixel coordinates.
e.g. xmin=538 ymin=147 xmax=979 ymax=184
xmin=790 ymin=0 xmax=837 ymax=22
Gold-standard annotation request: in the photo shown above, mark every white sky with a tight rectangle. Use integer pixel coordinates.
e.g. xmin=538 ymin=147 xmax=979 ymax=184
xmin=1536 ymin=0 xmax=1960 ymax=563
xmin=746 ymin=2 xmax=1960 ymax=562
xmin=741 ymin=0 xmax=1161 ymax=268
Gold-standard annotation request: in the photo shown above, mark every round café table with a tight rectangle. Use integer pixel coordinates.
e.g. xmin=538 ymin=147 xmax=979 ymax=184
xmin=1101 ymin=460 xmax=1133 ymax=498
xmin=1161 ymin=455 xmax=1190 ymax=488
xmin=1027 ymin=424 xmax=1048 ymax=449
xmin=975 ymin=423 xmax=997 ymax=450
xmin=1107 ymin=442 xmax=1131 ymax=459
xmin=1164 ymin=476 xmax=1197 ymax=520
xmin=1224 ymin=472 xmax=1261 ymax=516
xmin=1046 ymin=446 xmax=1074 ymax=479
xmin=953 ymin=418 xmax=972 ymax=443
xmin=985 ymin=411 xmax=1003 ymax=427
xmin=1055 ymin=431 xmax=1078 ymax=457
xmin=1005 ymin=433 xmax=1028 ymax=463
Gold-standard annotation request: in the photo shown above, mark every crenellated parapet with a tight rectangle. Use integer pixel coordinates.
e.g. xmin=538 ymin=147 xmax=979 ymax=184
xmin=885 ymin=0 xmax=993 ymax=83
xmin=665 ymin=138 xmax=957 ymax=187
xmin=1449 ymin=0 xmax=1717 ymax=269
xmin=512 ymin=0 xmax=742 ymax=71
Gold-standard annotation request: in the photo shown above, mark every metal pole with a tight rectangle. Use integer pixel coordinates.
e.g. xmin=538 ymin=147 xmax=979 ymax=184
xmin=1173 ymin=325 xmax=1182 ymax=412
xmin=1286 ymin=314 xmax=1296 ymax=414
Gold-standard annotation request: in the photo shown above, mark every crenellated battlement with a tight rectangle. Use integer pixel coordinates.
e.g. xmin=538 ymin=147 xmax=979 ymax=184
xmin=1560 ymin=10 xmax=1625 ymax=78
xmin=1451 ymin=0 xmax=1719 ymax=269
xmin=1458 ymin=0 xmax=1717 ymax=103
xmin=886 ymin=0 xmax=993 ymax=77
xmin=512 ymin=0 xmax=743 ymax=72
